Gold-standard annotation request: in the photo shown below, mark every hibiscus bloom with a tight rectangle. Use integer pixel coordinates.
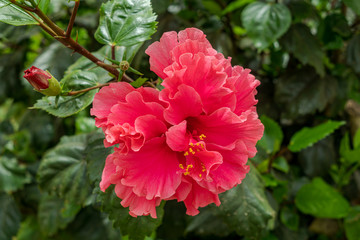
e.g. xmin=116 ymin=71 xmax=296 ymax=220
xmin=91 ymin=28 xmax=263 ymax=218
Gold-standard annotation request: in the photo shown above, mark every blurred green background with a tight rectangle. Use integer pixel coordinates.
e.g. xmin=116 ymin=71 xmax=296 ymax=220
xmin=1 ymin=0 xmax=360 ymax=239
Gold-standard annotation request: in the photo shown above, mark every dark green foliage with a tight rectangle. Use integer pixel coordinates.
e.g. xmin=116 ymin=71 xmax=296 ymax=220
xmin=1 ymin=0 xmax=360 ymax=239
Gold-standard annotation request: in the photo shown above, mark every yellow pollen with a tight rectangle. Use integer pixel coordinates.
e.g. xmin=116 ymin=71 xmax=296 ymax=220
xmin=184 ymin=151 xmax=189 ymax=156
xmin=189 ymin=148 xmax=194 ymax=153
xmin=190 ymin=143 xmax=194 ymax=146
xmin=184 ymin=172 xmax=189 ymax=176
xmin=199 ymin=134 xmax=207 ymax=140
xmin=179 ymin=164 xmax=184 ymax=169
xmin=199 ymin=174 xmax=202 ymax=177
xmin=188 ymin=164 xmax=193 ymax=168
xmin=202 ymin=169 xmax=206 ymax=172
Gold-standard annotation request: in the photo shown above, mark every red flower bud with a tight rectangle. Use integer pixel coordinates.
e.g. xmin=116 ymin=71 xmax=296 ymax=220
xmin=23 ymin=66 xmax=52 ymax=91
xmin=23 ymin=66 xmax=61 ymax=96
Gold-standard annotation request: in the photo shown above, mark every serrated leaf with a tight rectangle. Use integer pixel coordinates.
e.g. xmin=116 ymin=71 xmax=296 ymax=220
xmin=258 ymin=115 xmax=283 ymax=154
xmin=0 ymin=156 xmax=31 ymax=193
xmin=38 ymin=194 xmax=78 ymax=236
xmin=345 ymin=206 xmax=360 ymax=240
xmin=37 ymin=132 xmax=111 ymax=205
xmin=98 ymin=186 xmax=165 ymax=240
xmin=32 ymin=71 xmax=98 ymax=117
xmin=0 ymin=192 xmax=21 ymax=240
xmin=295 ymin=178 xmax=350 ymax=218
xmin=343 ymin=0 xmax=360 ymax=15
xmin=95 ymin=0 xmax=157 ymax=48
xmin=241 ymin=2 xmax=291 ymax=49
xmin=0 ymin=0 xmax=37 ymax=26
xmin=214 ymin=166 xmax=276 ymax=239
xmin=288 ymin=120 xmax=345 ymax=152
xmin=275 ymin=67 xmax=337 ymax=120
xmin=280 ymin=23 xmax=325 ymax=76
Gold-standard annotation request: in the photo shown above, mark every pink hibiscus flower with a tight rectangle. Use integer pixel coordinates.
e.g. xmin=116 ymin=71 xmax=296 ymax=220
xmin=92 ymin=28 xmax=263 ymax=218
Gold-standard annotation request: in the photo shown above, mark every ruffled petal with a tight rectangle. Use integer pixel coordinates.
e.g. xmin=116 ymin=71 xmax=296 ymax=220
xmin=118 ymin=137 xmax=183 ymax=200
xmin=182 ymin=179 xmax=221 ymax=216
xmin=161 ymin=84 xmax=203 ymax=125
xmin=189 ymin=107 xmax=263 ymax=153
xmin=145 ymin=31 xmax=179 ymax=79
xmin=115 ymin=182 xmax=161 ymax=218
xmin=198 ymin=141 xmax=250 ymax=193
xmin=165 ymin=120 xmax=189 ymax=152
xmin=99 ymin=152 xmax=122 ymax=191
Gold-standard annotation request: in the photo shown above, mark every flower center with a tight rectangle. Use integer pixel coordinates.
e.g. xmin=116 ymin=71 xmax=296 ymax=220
xmin=178 ymin=133 xmax=207 ymax=178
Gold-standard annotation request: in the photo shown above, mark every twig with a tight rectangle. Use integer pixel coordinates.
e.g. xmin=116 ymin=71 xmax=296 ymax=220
xmin=111 ymin=45 xmax=116 ymax=61
xmin=66 ymin=0 xmax=80 ymax=38
xmin=67 ymin=82 xmax=112 ymax=96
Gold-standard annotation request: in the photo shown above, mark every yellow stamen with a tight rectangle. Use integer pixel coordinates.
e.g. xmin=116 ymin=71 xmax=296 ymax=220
xmin=179 ymin=164 xmax=184 ymax=169
xmin=199 ymin=174 xmax=202 ymax=177
xmin=184 ymin=151 xmax=189 ymax=156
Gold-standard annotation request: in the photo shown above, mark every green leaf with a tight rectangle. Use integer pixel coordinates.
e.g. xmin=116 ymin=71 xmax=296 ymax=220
xmin=280 ymin=23 xmax=325 ymax=76
xmin=241 ymin=2 xmax=291 ymax=49
xmin=32 ymin=71 xmax=98 ymax=117
xmin=258 ymin=115 xmax=283 ymax=154
xmin=95 ymin=0 xmax=157 ymax=47
xmin=0 ymin=192 xmax=21 ymax=240
xmin=287 ymin=0 xmax=319 ymax=23
xmin=75 ymin=116 xmax=97 ymax=134
xmin=0 ymin=156 xmax=31 ymax=193
xmin=0 ymin=0 xmax=37 ymax=26
xmin=221 ymin=0 xmax=255 ymax=15
xmin=343 ymin=0 xmax=360 ymax=15
xmin=273 ymin=156 xmax=289 ymax=173
xmin=288 ymin=120 xmax=345 ymax=152
xmin=346 ymin=34 xmax=360 ymax=74
xmin=345 ymin=206 xmax=360 ymax=240
xmin=16 ymin=216 xmax=44 ymax=240
xmin=215 ymin=166 xmax=276 ymax=239
xmin=295 ymin=178 xmax=350 ymax=218
xmin=280 ymin=206 xmax=299 ymax=231
xmin=298 ymin=137 xmax=336 ymax=177
xmin=38 ymin=194 xmax=78 ymax=236
xmin=37 ymin=132 xmax=111 ymax=204
xmin=130 ymin=77 xmax=147 ymax=88
xmin=275 ymin=67 xmax=337 ymax=120
xmin=353 ymin=128 xmax=360 ymax=149
xmin=98 ymin=186 xmax=165 ymax=240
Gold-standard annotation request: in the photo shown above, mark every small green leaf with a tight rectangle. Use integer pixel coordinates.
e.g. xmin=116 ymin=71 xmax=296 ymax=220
xmin=241 ymin=2 xmax=291 ymax=49
xmin=95 ymin=0 xmax=157 ymax=47
xmin=280 ymin=23 xmax=325 ymax=76
xmin=98 ymin=186 xmax=165 ymax=240
xmin=288 ymin=120 xmax=345 ymax=152
xmin=221 ymin=0 xmax=255 ymax=15
xmin=0 ymin=0 xmax=38 ymax=26
xmin=353 ymin=128 xmax=360 ymax=149
xmin=273 ymin=157 xmax=289 ymax=173
xmin=32 ymin=71 xmax=98 ymax=117
xmin=37 ymin=132 xmax=111 ymax=205
xmin=38 ymin=194 xmax=78 ymax=236
xmin=345 ymin=206 xmax=360 ymax=240
xmin=130 ymin=77 xmax=147 ymax=88
xmin=0 ymin=156 xmax=31 ymax=193
xmin=0 ymin=192 xmax=21 ymax=240
xmin=343 ymin=0 xmax=360 ymax=15
xmin=258 ymin=115 xmax=283 ymax=154
xmin=295 ymin=178 xmax=350 ymax=218
xmin=280 ymin=206 xmax=299 ymax=231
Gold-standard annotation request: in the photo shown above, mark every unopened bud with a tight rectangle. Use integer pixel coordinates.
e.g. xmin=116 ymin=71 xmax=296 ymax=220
xmin=119 ymin=61 xmax=130 ymax=71
xmin=23 ymin=66 xmax=61 ymax=96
